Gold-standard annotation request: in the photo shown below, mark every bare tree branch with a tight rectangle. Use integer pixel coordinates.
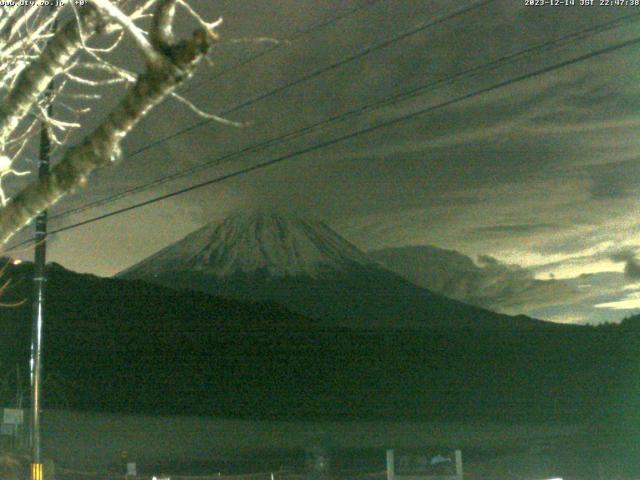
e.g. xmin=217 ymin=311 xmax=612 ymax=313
xmin=151 ymin=0 xmax=177 ymax=49
xmin=90 ymin=0 xmax=164 ymax=65
xmin=0 ymin=24 xmax=216 ymax=244
xmin=170 ymin=91 xmax=245 ymax=127
xmin=0 ymin=1 xmax=227 ymax=245
xmin=0 ymin=5 xmax=106 ymax=147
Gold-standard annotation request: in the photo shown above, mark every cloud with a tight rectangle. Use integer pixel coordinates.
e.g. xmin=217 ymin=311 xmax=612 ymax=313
xmin=370 ymin=244 xmax=640 ymax=324
xmin=370 ymin=245 xmax=584 ymax=316
xmin=595 ymin=296 xmax=640 ymax=310
xmin=585 ymin=159 xmax=640 ymax=200
xmin=626 ymin=260 xmax=640 ymax=280
xmin=610 ymin=249 xmax=635 ymax=263
xmin=473 ymin=223 xmax=558 ymax=236
xmin=610 ymin=249 xmax=640 ymax=281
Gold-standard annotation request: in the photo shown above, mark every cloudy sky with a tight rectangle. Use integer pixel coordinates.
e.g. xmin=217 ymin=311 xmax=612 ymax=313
xmin=6 ymin=0 xmax=640 ymax=324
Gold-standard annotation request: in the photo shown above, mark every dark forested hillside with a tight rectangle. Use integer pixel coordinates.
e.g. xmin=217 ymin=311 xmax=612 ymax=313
xmin=0 ymin=261 xmax=635 ymax=426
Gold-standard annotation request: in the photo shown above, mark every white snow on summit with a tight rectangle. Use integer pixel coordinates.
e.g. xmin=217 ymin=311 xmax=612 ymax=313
xmin=120 ymin=210 xmax=371 ymax=278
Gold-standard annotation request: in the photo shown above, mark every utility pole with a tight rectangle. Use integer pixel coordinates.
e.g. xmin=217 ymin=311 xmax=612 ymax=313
xmin=30 ymin=103 xmax=50 ymax=480
xmin=29 ymin=116 xmax=49 ymax=480
xmin=30 ymin=8 xmax=55 ymax=479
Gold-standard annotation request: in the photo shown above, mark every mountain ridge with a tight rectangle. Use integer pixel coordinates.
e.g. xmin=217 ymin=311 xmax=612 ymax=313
xmin=119 ymin=210 xmax=371 ymax=279
xmin=119 ymin=210 xmax=563 ymax=331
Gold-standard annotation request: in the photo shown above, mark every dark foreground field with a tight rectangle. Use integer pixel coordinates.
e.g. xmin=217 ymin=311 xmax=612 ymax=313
xmin=28 ymin=409 xmax=639 ymax=480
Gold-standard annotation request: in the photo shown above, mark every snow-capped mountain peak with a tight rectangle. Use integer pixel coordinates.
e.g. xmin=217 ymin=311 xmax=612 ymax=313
xmin=120 ymin=210 xmax=371 ymax=278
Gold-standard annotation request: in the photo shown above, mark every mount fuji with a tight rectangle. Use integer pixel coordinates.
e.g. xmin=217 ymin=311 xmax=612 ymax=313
xmin=119 ymin=210 xmax=555 ymax=330
xmin=120 ymin=209 xmax=371 ymax=279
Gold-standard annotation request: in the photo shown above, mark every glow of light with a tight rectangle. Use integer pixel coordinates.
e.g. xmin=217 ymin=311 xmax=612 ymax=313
xmin=543 ymin=313 xmax=585 ymax=324
xmin=11 ymin=259 xmax=22 ymax=265
xmin=595 ymin=291 xmax=640 ymax=310
xmin=533 ymin=258 xmax=621 ymax=280
xmin=595 ymin=298 xmax=640 ymax=310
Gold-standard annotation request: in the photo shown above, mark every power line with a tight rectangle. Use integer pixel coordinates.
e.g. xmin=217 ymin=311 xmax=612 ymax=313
xmin=50 ymin=0 xmax=495 ymax=220
xmin=155 ymin=0 xmax=385 ymax=104
xmin=49 ymin=9 xmax=640 ymax=222
xmin=196 ymin=0 xmax=385 ymax=89
xmin=8 ymin=28 xmax=639 ymax=250
xmin=118 ymin=0 xmax=495 ymax=158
